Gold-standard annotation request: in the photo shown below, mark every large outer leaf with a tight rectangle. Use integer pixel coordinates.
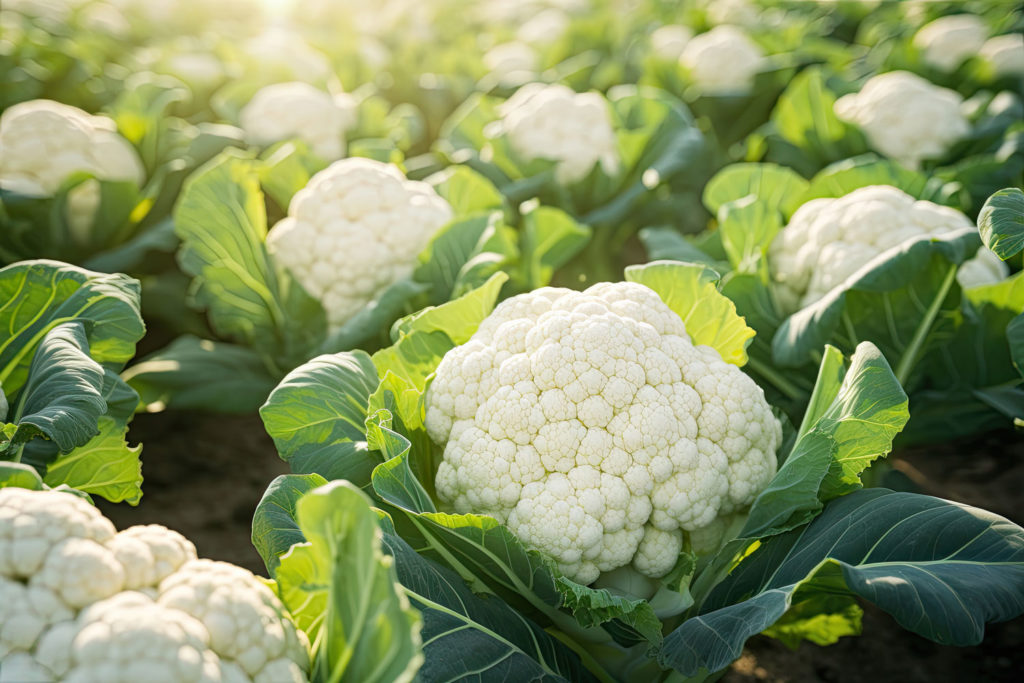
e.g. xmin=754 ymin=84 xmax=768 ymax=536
xmin=42 ymin=416 xmax=142 ymax=505
xmin=625 ymin=261 xmax=755 ymax=366
xmin=798 ymin=155 xmax=957 ymax=208
xmin=660 ymin=489 xmax=1024 ymax=677
xmin=252 ymin=473 xmax=328 ymax=575
xmin=174 ymin=152 xmax=325 ymax=369
xmin=0 ymin=260 xmax=144 ymax=395
xmin=276 ymin=481 xmax=423 ymax=683
xmin=260 ymin=352 xmax=382 ymax=483
xmin=702 ymin=163 xmax=809 ymax=218
xmin=977 ymin=187 xmax=1024 ymax=260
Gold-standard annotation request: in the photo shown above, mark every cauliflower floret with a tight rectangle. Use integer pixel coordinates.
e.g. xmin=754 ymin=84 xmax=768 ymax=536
xmin=679 ymin=26 xmax=767 ymax=95
xmin=425 ymin=281 xmax=782 ymax=584
xmin=158 ymin=559 xmax=310 ymax=679
xmin=498 ymin=83 xmax=620 ymax=184
xmin=768 ymin=185 xmax=1007 ymax=309
xmin=0 ymin=578 xmax=73 ymax=657
xmin=107 ymin=524 xmax=197 ymax=589
xmin=0 ymin=100 xmax=144 ymax=241
xmin=980 ymin=33 xmax=1024 ymax=77
xmin=266 ymin=158 xmax=453 ymax=330
xmin=834 ymin=71 xmax=969 ymax=169
xmin=649 ymin=24 xmax=693 ymax=61
xmin=913 ymin=14 xmax=988 ymax=73
xmin=239 ymin=82 xmax=356 ymax=162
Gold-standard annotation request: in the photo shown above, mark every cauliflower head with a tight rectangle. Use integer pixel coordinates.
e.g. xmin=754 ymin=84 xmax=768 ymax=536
xmin=498 ymin=83 xmax=620 ymax=184
xmin=768 ymin=185 xmax=1008 ymax=310
xmin=679 ymin=26 xmax=767 ymax=95
xmin=649 ymin=24 xmax=694 ymax=61
xmin=980 ymin=33 xmax=1024 ymax=77
xmin=912 ymin=14 xmax=988 ymax=72
xmin=239 ymin=82 xmax=356 ymax=162
xmin=266 ymin=158 xmax=453 ymax=330
xmin=424 ymin=281 xmax=782 ymax=585
xmin=834 ymin=71 xmax=969 ymax=169
xmin=0 ymin=488 xmax=309 ymax=683
xmin=483 ymin=42 xmax=538 ymax=84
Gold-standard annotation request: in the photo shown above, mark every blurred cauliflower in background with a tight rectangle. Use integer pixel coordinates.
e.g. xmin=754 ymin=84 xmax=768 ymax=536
xmin=242 ymin=29 xmax=333 ymax=83
xmin=239 ymin=82 xmax=357 ymax=161
xmin=980 ymin=33 xmax=1024 ymax=77
xmin=497 ymin=83 xmax=619 ymax=183
xmin=834 ymin=71 xmax=969 ymax=169
xmin=483 ymin=42 xmax=539 ymax=85
xmin=913 ymin=14 xmax=988 ymax=72
xmin=0 ymin=99 xmax=144 ymax=242
xmin=680 ymin=26 xmax=767 ymax=95
xmin=649 ymin=24 xmax=694 ymax=61
xmin=266 ymin=158 xmax=453 ymax=330
xmin=517 ymin=8 xmax=571 ymax=46
xmin=769 ymin=185 xmax=1008 ymax=311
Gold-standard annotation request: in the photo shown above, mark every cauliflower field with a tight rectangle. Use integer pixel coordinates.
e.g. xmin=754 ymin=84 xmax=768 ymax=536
xmin=1 ymin=1 xmax=1023 ymax=682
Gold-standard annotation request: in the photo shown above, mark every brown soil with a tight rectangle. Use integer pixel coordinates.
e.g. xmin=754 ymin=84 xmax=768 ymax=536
xmin=98 ymin=412 xmax=1024 ymax=682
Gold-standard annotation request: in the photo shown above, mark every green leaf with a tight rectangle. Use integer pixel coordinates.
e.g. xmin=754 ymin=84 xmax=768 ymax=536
xmin=799 ymin=156 xmax=955 ymax=207
xmin=625 ymin=261 xmax=756 ymax=366
xmin=252 ymin=473 xmax=329 ymax=575
xmin=662 ymin=489 xmax=1024 ymax=676
xmin=260 ymin=351 xmax=382 ymax=483
xmin=770 ymin=67 xmax=865 ymax=168
xmin=520 ymin=206 xmax=592 ymax=289
xmin=638 ymin=227 xmax=718 ymax=267
xmin=717 ymin=197 xmax=782 ymax=276
xmin=322 ymin=279 xmax=430 ymax=354
xmin=977 ymin=187 xmax=1024 ymax=260
xmin=760 ymin=594 xmax=862 ymax=649
xmin=0 ymin=461 xmax=44 ymax=490
xmin=1010 ymin=313 xmax=1024 ymax=378
xmin=123 ymin=336 xmax=279 ymax=414
xmin=428 ymin=165 xmax=505 ymax=214
xmin=42 ymin=416 xmax=143 ymax=505
xmin=702 ymin=163 xmax=809 ymax=218
xmin=277 ymin=481 xmax=423 ymax=683
xmin=258 ymin=141 xmax=327 ymax=211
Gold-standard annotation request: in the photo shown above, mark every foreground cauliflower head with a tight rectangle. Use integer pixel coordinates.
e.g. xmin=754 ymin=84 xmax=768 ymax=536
xmin=980 ymin=33 xmax=1024 ymax=77
xmin=498 ymin=83 xmax=619 ymax=184
xmin=0 ymin=488 xmax=309 ymax=683
xmin=679 ymin=26 xmax=767 ymax=95
xmin=769 ymin=185 xmax=1008 ymax=311
xmin=239 ymin=82 xmax=356 ymax=162
xmin=425 ymin=282 xmax=782 ymax=584
xmin=912 ymin=14 xmax=988 ymax=72
xmin=834 ymin=71 xmax=969 ymax=169
xmin=0 ymin=100 xmax=144 ymax=240
xmin=267 ymin=158 xmax=453 ymax=330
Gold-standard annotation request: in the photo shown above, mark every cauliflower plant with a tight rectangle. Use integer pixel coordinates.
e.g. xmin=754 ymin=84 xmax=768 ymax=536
xmin=679 ymin=26 xmax=767 ymax=95
xmin=768 ymin=185 xmax=1008 ymax=311
xmin=0 ymin=100 xmax=144 ymax=241
xmin=0 ymin=488 xmax=309 ymax=683
xmin=980 ymin=33 xmax=1024 ymax=77
xmin=239 ymin=82 xmax=357 ymax=162
xmin=912 ymin=14 xmax=988 ymax=72
xmin=497 ymin=83 xmax=620 ymax=184
xmin=834 ymin=71 xmax=969 ymax=169
xmin=266 ymin=158 xmax=453 ymax=330
xmin=424 ymin=281 xmax=782 ymax=585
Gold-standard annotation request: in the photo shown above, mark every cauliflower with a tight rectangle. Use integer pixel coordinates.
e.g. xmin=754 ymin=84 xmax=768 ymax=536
xmin=768 ymin=185 xmax=1008 ymax=310
xmin=679 ymin=26 xmax=767 ymax=95
xmin=483 ymin=42 xmax=538 ymax=84
xmin=516 ymin=8 xmax=570 ymax=45
xmin=649 ymin=24 xmax=694 ymax=61
xmin=0 ymin=488 xmax=309 ymax=683
xmin=266 ymin=158 xmax=453 ymax=330
xmin=913 ymin=14 xmax=988 ymax=72
xmin=834 ymin=71 xmax=969 ymax=169
xmin=424 ymin=281 xmax=782 ymax=584
xmin=0 ymin=100 xmax=144 ymax=241
xmin=497 ymin=83 xmax=620 ymax=184
xmin=980 ymin=33 xmax=1024 ymax=77
xmin=239 ymin=82 xmax=356 ymax=162
xmin=242 ymin=30 xmax=332 ymax=83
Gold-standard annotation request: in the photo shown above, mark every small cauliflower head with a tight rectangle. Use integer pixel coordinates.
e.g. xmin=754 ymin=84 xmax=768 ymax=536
xmin=679 ymin=26 xmax=767 ymax=95
xmin=425 ymin=282 xmax=782 ymax=584
xmin=913 ymin=14 xmax=988 ymax=73
xmin=0 ymin=100 xmax=144 ymax=241
xmin=266 ymin=158 xmax=453 ymax=330
xmin=498 ymin=83 xmax=620 ymax=184
xmin=239 ymin=82 xmax=356 ymax=162
xmin=980 ymin=33 xmax=1024 ymax=77
xmin=834 ymin=71 xmax=969 ymax=169
xmin=768 ymin=185 xmax=1008 ymax=310
xmin=0 ymin=489 xmax=309 ymax=682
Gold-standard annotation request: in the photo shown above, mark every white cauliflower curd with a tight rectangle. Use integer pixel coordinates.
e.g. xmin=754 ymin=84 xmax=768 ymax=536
xmin=0 ymin=488 xmax=309 ymax=683
xmin=980 ymin=33 xmax=1024 ymax=77
xmin=834 ymin=71 xmax=969 ymax=169
xmin=239 ymin=82 xmax=356 ymax=162
xmin=679 ymin=26 xmax=767 ymax=95
xmin=424 ymin=281 xmax=782 ymax=584
xmin=768 ymin=185 xmax=1008 ymax=311
xmin=497 ymin=83 xmax=619 ymax=184
xmin=913 ymin=14 xmax=988 ymax=72
xmin=0 ymin=100 xmax=144 ymax=240
xmin=266 ymin=158 xmax=453 ymax=330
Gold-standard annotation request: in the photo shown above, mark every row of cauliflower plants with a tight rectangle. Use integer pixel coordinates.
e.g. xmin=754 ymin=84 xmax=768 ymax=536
xmin=2 ymin=0 xmax=1024 ymax=681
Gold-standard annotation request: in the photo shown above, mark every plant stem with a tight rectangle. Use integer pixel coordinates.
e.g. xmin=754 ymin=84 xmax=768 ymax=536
xmin=894 ymin=263 xmax=957 ymax=387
